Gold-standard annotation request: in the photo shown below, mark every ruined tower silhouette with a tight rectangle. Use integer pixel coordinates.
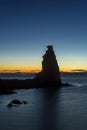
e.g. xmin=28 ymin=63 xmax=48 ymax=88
xmin=34 ymin=45 xmax=61 ymax=86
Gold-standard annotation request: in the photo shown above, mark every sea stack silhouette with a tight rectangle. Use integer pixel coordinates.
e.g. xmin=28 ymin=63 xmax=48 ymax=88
xmin=34 ymin=45 xmax=62 ymax=87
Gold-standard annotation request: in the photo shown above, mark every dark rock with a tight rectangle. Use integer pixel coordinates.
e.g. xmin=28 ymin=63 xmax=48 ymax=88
xmin=22 ymin=100 xmax=28 ymax=104
xmin=62 ymin=83 xmax=73 ymax=87
xmin=11 ymin=99 xmax=23 ymax=104
xmin=7 ymin=99 xmax=28 ymax=107
xmin=7 ymin=103 xmax=13 ymax=107
xmin=34 ymin=45 xmax=62 ymax=86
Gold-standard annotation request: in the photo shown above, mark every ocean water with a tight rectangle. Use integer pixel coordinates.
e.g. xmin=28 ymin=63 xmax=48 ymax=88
xmin=0 ymin=74 xmax=87 ymax=130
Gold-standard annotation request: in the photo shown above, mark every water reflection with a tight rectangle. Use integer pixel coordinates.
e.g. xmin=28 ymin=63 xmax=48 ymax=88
xmin=38 ymin=88 xmax=60 ymax=130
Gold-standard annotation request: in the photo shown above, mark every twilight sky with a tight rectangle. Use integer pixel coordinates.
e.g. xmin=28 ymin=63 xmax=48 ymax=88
xmin=0 ymin=0 xmax=87 ymax=72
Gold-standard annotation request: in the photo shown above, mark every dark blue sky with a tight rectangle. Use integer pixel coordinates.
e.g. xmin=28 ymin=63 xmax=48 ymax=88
xmin=0 ymin=0 xmax=87 ymax=72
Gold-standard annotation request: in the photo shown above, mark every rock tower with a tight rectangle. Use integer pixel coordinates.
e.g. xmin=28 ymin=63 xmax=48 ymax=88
xmin=34 ymin=45 xmax=61 ymax=86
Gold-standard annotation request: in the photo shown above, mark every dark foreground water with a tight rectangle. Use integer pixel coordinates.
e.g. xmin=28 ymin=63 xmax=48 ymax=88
xmin=0 ymin=74 xmax=87 ymax=130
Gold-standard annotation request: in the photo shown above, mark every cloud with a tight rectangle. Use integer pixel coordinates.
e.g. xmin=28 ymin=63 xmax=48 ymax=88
xmin=2 ymin=70 xmax=21 ymax=72
xmin=71 ymin=69 xmax=87 ymax=72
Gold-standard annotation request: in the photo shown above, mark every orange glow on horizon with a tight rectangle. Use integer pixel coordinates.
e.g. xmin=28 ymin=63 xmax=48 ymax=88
xmin=0 ymin=67 xmax=87 ymax=73
xmin=0 ymin=68 xmax=40 ymax=73
xmin=0 ymin=59 xmax=87 ymax=73
xmin=0 ymin=69 xmax=41 ymax=73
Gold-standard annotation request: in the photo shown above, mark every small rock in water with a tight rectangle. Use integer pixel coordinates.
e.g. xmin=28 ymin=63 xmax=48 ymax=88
xmin=7 ymin=99 xmax=28 ymax=107
xmin=11 ymin=99 xmax=22 ymax=104
xmin=7 ymin=103 xmax=13 ymax=107
xmin=22 ymin=100 xmax=28 ymax=104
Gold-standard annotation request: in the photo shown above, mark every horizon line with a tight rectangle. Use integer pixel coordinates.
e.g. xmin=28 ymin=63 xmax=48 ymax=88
xmin=0 ymin=70 xmax=87 ymax=74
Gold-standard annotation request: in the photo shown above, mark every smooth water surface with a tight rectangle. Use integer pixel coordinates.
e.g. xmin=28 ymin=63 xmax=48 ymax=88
xmin=0 ymin=74 xmax=87 ymax=130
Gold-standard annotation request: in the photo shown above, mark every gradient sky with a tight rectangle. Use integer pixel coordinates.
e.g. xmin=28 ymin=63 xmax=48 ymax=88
xmin=0 ymin=0 xmax=87 ymax=72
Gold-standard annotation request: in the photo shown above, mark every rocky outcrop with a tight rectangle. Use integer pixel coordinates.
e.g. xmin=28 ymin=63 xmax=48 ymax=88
xmin=34 ymin=45 xmax=62 ymax=86
xmin=0 ymin=45 xmax=62 ymax=92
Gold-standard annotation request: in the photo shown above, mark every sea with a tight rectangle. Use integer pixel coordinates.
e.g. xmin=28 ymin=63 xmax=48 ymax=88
xmin=0 ymin=73 xmax=87 ymax=130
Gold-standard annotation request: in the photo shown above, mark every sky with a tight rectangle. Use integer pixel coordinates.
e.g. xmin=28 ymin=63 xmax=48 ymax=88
xmin=0 ymin=0 xmax=87 ymax=73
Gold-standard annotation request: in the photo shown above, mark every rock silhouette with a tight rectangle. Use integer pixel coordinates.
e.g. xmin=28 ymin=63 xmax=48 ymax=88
xmin=34 ymin=45 xmax=62 ymax=86
xmin=0 ymin=45 xmax=72 ymax=94
xmin=7 ymin=99 xmax=28 ymax=107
